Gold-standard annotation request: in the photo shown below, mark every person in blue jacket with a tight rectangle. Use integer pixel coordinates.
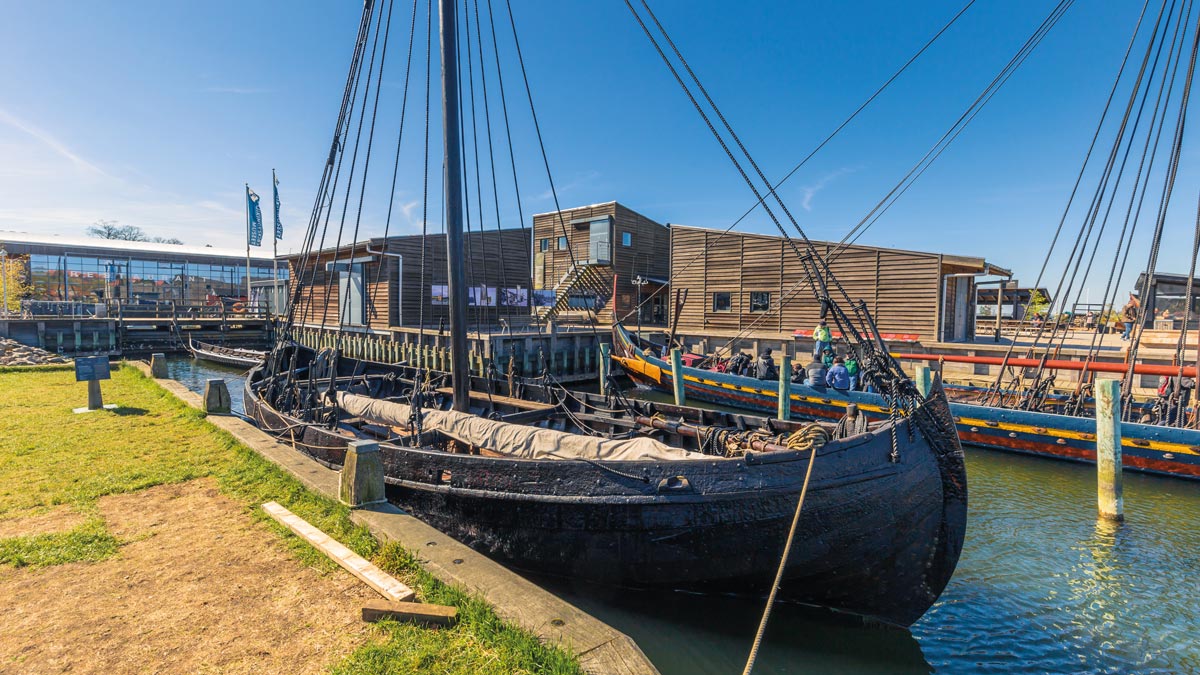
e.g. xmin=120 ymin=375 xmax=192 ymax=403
xmin=825 ymin=356 xmax=851 ymax=391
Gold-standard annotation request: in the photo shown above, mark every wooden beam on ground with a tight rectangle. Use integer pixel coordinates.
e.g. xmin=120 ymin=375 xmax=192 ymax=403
xmin=362 ymin=599 xmax=457 ymax=626
xmin=261 ymin=501 xmax=417 ymax=602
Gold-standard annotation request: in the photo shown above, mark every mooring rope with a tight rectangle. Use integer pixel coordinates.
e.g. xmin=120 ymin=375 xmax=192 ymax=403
xmin=741 ymin=439 xmax=821 ymax=675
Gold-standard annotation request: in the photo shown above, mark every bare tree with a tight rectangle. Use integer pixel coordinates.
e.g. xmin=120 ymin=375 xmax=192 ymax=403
xmin=86 ymin=220 xmax=183 ymax=245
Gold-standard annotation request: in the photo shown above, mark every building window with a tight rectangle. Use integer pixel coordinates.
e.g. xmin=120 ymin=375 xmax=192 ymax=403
xmin=557 ymin=236 xmax=568 ymax=250
xmin=750 ymin=291 xmax=771 ymax=313
xmin=539 ymin=238 xmax=550 ymax=252
xmin=712 ymin=291 xmax=731 ymax=312
xmin=621 ymin=231 xmax=632 ymax=247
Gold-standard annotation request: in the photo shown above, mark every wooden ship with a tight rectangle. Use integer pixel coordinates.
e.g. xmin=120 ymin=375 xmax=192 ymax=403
xmin=245 ymin=0 xmax=967 ymax=627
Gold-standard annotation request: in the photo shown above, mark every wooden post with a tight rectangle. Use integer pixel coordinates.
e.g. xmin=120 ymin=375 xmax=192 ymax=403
xmin=598 ymin=343 xmax=611 ymax=395
xmin=914 ymin=364 xmax=932 ymax=398
xmin=340 ymin=440 xmax=387 ymax=508
xmin=1096 ymin=378 xmax=1124 ymax=522
xmin=670 ymin=348 xmax=686 ymax=406
xmin=777 ymin=355 xmax=792 ymax=421
xmin=150 ymin=353 xmax=168 ymax=379
xmin=202 ymin=378 xmax=231 ymax=415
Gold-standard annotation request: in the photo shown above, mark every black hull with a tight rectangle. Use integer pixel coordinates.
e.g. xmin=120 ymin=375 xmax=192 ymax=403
xmin=245 ymin=346 xmax=966 ymax=626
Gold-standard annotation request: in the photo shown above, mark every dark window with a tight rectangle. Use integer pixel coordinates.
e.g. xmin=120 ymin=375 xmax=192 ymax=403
xmin=557 ymin=236 xmax=568 ymax=251
xmin=539 ymin=238 xmax=550 ymax=252
xmin=621 ymin=231 xmax=632 ymax=247
xmin=712 ymin=292 xmax=731 ymax=312
xmin=750 ymin=291 xmax=770 ymax=313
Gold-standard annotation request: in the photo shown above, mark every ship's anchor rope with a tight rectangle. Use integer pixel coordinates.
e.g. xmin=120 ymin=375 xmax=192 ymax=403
xmin=741 ymin=436 xmax=820 ymax=675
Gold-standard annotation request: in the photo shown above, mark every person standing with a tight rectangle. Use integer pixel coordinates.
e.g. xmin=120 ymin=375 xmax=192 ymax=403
xmin=813 ymin=320 xmax=832 ymax=357
xmin=1121 ymin=302 xmax=1138 ymax=341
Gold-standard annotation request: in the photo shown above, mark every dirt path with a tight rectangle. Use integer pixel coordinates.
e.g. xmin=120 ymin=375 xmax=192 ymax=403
xmin=0 ymin=479 xmax=374 ymax=674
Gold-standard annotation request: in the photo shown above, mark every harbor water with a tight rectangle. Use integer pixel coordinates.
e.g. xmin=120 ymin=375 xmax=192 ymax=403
xmin=175 ymin=357 xmax=1200 ymax=674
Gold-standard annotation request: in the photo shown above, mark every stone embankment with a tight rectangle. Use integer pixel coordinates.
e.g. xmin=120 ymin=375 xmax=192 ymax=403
xmin=0 ymin=338 xmax=70 ymax=366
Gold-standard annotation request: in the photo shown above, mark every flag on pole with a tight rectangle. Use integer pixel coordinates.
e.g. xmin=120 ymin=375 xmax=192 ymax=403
xmin=272 ymin=170 xmax=283 ymax=240
xmin=247 ymin=186 xmax=263 ymax=247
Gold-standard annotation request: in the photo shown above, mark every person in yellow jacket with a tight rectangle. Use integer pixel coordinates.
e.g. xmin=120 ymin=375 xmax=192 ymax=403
xmin=813 ymin=320 xmax=832 ymax=357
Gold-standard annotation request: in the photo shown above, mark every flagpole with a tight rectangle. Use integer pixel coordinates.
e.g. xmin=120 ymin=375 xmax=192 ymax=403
xmin=245 ymin=182 xmax=252 ymax=306
xmin=272 ymin=169 xmax=279 ymax=316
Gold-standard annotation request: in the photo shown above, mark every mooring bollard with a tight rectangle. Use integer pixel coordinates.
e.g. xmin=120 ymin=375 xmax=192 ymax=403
xmin=778 ymin=355 xmax=792 ymax=421
xmin=670 ymin=348 xmax=686 ymax=406
xmin=914 ymin=364 xmax=932 ymax=398
xmin=340 ymin=440 xmax=387 ymax=508
xmin=149 ymin=353 xmax=168 ymax=379
xmin=598 ymin=343 xmax=611 ymax=396
xmin=1095 ymin=378 xmax=1124 ymax=522
xmin=202 ymin=378 xmax=231 ymax=415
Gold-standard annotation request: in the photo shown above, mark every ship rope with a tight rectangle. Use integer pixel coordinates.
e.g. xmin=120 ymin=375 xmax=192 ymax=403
xmin=741 ymin=429 xmax=820 ymax=675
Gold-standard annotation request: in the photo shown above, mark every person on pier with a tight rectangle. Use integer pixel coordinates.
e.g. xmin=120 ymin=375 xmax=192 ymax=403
xmin=813 ymin=320 xmax=832 ymax=357
xmin=1121 ymin=300 xmax=1139 ymax=341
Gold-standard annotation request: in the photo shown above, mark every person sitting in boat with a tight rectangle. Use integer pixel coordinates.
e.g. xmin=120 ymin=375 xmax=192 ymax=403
xmin=791 ymin=360 xmax=806 ymax=383
xmin=755 ymin=348 xmax=779 ymax=381
xmin=813 ymin=320 xmax=832 ymax=357
xmin=804 ymin=357 xmax=828 ymax=387
xmin=826 ymin=356 xmax=851 ymax=391
xmin=821 ymin=347 xmax=835 ymax=368
xmin=845 ymin=354 xmax=860 ymax=391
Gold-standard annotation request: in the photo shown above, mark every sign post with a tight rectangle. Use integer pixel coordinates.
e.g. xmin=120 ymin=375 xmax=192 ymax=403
xmin=73 ymin=356 xmax=116 ymax=413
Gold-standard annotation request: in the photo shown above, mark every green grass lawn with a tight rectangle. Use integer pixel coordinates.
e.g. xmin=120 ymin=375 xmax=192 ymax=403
xmin=0 ymin=364 xmax=582 ymax=675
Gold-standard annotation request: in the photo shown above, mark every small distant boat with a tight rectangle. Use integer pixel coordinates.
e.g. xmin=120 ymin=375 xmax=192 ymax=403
xmin=188 ymin=337 xmax=266 ymax=369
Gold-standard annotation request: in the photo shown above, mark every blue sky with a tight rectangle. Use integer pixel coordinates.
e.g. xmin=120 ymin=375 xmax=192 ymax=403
xmin=0 ymin=1 xmax=1196 ymax=305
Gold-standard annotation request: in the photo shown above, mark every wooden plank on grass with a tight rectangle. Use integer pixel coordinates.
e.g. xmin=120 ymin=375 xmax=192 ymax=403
xmin=362 ymin=599 xmax=457 ymax=625
xmin=261 ymin=501 xmax=417 ymax=602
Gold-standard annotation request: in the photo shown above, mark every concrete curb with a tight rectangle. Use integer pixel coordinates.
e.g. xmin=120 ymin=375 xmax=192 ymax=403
xmin=127 ymin=361 xmax=659 ymax=675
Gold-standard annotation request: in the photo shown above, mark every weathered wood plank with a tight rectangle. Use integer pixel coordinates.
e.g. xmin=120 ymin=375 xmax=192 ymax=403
xmin=261 ymin=501 xmax=417 ymax=602
xmin=361 ymin=599 xmax=458 ymax=625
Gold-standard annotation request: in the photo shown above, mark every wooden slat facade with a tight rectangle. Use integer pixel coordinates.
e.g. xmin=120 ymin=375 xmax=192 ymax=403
xmin=532 ymin=202 xmax=671 ymax=325
xmin=669 ymin=225 xmax=986 ymax=342
xmin=289 ymin=228 xmax=532 ymax=330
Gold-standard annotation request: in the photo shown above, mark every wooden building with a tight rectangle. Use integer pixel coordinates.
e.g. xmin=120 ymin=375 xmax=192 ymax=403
xmin=288 ymin=228 xmax=531 ymax=331
xmin=668 ymin=225 xmax=1009 ymax=344
xmin=531 ymin=202 xmax=671 ymax=326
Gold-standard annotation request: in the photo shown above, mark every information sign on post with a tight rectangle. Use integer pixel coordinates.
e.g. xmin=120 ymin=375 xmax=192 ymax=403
xmin=73 ymin=356 xmax=115 ymax=413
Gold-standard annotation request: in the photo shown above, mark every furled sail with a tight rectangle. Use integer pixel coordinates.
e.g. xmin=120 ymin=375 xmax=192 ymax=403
xmin=337 ymin=393 xmax=707 ymax=462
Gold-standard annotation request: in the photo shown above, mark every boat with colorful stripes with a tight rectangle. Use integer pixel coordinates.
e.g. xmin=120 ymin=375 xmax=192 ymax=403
xmin=612 ymin=323 xmax=1200 ymax=479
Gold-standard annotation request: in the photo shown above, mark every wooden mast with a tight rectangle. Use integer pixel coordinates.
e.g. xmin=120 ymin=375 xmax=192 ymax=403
xmin=439 ymin=0 xmax=470 ymax=411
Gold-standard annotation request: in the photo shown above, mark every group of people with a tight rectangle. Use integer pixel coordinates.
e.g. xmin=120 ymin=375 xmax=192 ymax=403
xmin=728 ymin=320 xmax=862 ymax=392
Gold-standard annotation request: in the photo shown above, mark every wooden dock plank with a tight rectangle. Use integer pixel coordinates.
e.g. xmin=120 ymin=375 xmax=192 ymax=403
xmin=261 ymin=501 xmax=417 ymax=603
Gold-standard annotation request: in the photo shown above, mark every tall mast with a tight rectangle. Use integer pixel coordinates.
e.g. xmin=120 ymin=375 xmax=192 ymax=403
xmin=440 ymin=0 xmax=470 ymax=411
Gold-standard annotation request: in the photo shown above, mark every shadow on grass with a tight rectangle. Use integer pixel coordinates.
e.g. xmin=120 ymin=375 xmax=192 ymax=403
xmin=110 ymin=407 xmax=149 ymax=416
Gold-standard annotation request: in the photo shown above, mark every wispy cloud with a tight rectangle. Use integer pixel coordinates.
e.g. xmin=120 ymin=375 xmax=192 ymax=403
xmin=0 ymin=107 xmax=110 ymax=177
xmin=202 ymin=86 xmax=275 ymax=95
xmin=800 ymin=167 xmax=854 ymax=211
xmin=536 ymin=170 xmax=600 ymax=201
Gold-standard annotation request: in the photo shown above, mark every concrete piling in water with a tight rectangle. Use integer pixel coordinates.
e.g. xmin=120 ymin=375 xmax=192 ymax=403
xmin=202 ymin=378 xmax=232 ymax=415
xmin=778 ymin=355 xmax=792 ymax=420
xmin=598 ymin=343 xmax=611 ymax=396
xmin=914 ymin=364 xmax=932 ymax=398
xmin=340 ymin=440 xmax=387 ymax=508
xmin=1095 ymin=378 xmax=1124 ymax=522
xmin=670 ymin=348 xmax=686 ymax=406
xmin=149 ymin=353 xmax=168 ymax=379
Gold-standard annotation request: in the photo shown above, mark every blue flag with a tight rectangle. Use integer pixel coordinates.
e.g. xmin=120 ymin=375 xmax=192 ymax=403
xmin=247 ymin=186 xmax=263 ymax=247
xmin=272 ymin=170 xmax=283 ymax=240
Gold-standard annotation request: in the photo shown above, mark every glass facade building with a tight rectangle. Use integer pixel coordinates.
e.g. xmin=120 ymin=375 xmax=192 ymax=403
xmin=1 ymin=232 xmax=284 ymax=307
